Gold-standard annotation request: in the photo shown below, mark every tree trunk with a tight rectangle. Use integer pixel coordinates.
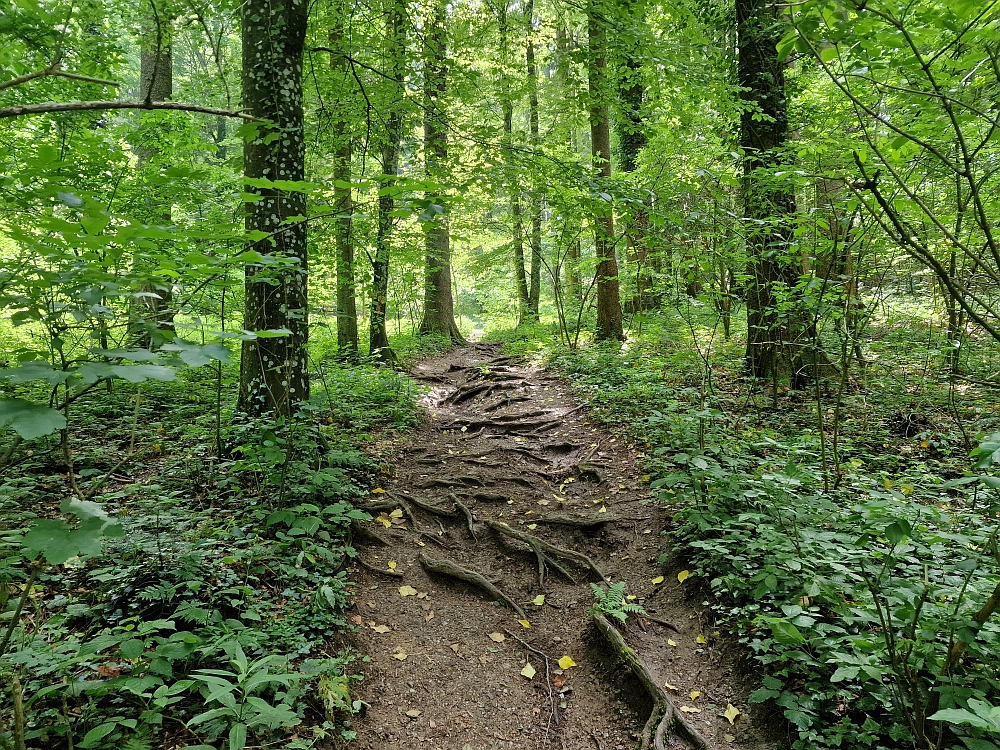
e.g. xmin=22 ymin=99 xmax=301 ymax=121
xmin=418 ymin=0 xmax=465 ymax=343
xmin=237 ymin=0 xmax=310 ymax=418
xmin=588 ymin=0 xmax=624 ymax=342
xmin=330 ymin=15 xmax=358 ymax=357
xmin=738 ymin=0 xmax=802 ymax=384
xmin=526 ymin=0 xmax=542 ymax=320
xmin=370 ymin=0 xmax=404 ymax=364
xmin=134 ymin=7 xmax=174 ymax=346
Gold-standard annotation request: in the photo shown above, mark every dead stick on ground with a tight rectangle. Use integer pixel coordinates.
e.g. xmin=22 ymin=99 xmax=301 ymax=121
xmin=504 ymin=629 xmax=559 ymax=729
xmin=354 ymin=557 xmax=404 ymax=578
xmin=592 ymin=613 xmax=716 ymax=750
xmin=418 ymin=552 xmax=526 ymax=619
xmin=487 ymin=520 xmax=607 ymax=584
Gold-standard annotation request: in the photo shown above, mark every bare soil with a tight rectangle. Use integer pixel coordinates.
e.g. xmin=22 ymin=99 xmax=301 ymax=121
xmin=344 ymin=343 xmax=779 ymax=750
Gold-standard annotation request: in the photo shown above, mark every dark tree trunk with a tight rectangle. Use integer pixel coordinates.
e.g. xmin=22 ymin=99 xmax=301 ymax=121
xmin=738 ymin=0 xmax=802 ymax=384
xmin=330 ymin=17 xmax=358 ymax=357
xmin=526 ymin=0 xmax=542 ymax=320
xmin=418 ymin=0 xmax=464 ymax=343
xmin=134 ymin=7 xmax=174 ymax=346
xmin=370 ymin=0 xmax=404 ymax=364
xmin=588 ymin=0 xmax=624 ymax=342
xmin=237 ymin=0 xmax=310 ymax=417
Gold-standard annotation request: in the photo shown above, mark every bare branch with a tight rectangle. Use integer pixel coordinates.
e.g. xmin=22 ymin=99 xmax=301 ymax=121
xmin=0 ymin=100 xmax=256 ymax=120
xmin=0 ymin=65 xmax=121 ymax=92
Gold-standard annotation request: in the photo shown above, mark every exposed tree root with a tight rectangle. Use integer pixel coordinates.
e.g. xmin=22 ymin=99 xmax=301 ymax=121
xmin=401 ymin=493 xmax=459 ymax=518
xmin=416 ymin=475 xmax=485 ymax=489
xmin=447 ymin=418 xmax=563 ymax=435
xmin=417 ymin=552 xmax=526 ymax=619
xmin=463 ymin=491 xmax=515 ymax=503
xmin=350 ymin=519 xmax=390 ymax=547
xmin=444 ymin=381 xmax=493 ymax=405
xmin=535 ymin=512 xmax=620 ymax=527
xmin=592 ymin=614 xmax=716 ymax=750
xmin=449 ymin=493 xmax=478 ymax=540
xmin=354 ymin=557 xmax=405 ymax=578
xmin=360 ymin=498 xmax=418 ymax=527
xmin=482 ymin=394 xmax=533 ymax=412
xmin=486 ymin=520 xmax=608 ymax=584
xmin=640 ymin=615 xmax=680 ymax=633
xmin=418 ymin=531 xmax=454 ymax=549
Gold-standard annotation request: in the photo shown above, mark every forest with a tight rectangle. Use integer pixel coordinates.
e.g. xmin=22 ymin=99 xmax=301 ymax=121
xmin=2 ymin=0 xmax=1000 ymax=748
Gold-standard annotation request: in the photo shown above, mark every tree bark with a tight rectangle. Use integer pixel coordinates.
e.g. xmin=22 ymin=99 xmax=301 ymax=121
xmin=738 ymin=0 xmax=802 ymax=383
xmin=588 ymin=0 xmax=624 ymax=342
xmin=330 ymin=13 xmax=358 ymax=357
xmin=237 ymin=0 xmax=310 ymax=417
xmin=526 ymin=0 xmax=542 ymax=320
xmin=370 ymin=0 xmax=405 ymax=363
xmin=418 ymin=0 xmax=465 ymax=343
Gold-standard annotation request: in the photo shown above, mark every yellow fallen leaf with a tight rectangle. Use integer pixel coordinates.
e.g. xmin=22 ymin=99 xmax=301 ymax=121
xmin=626 ymin=595 xmax=636 ymax=601
xmin=425 ymin=611 xmax=434 ymax=622
xmin=680 ymin=705 xmax=701 ymax=713
xmin=399 ymin=585 xmax=418 ymax=597
xmin=690 ymin=690 xmax=701 ymax=700
xmin=651 ymin=576 xmax=665 ymax=585
xmin=377 ymin=515 xmax=392 ymax=528
xmin=532 ymin=595 xmax=545 ymax=606
xmin=677 ymin=570 xmax=691 ymax=583
xmin=665 ymin=683 xmax=679 ymax=691
xmin=372 ymin=624 xmax=390 ymax=634
xmin=393 ymin=651 xmax=407 ymax=660
xmin=389 ymin=508 xmax=403 ymax=518
xmin=405 ymin=709 xmax=421 ymax=717
xmin=388 ymin=561 xmax=397 ymax=571
xmin=518 ymin=619 xmax=532 ymax=629
xmin=416 ymin=540 xmax=426 ymax=547
xmin=372 ymin=488 xmax=386 ymax=494
xmin=696 ymin=634 xmax=707 ymax=644
xmin=521 ymin=662 xmax=536 ymax=679
xmin=488 ymin=632 xmax=505 ymax=642
xmin=450 ymin=643 xmax=460 ymax=652
xmin=724 ymin=734 xmax=736 ymax=742
xmin=557 ymin=655 xmax=576 ymax=670
xmin=599 ymin=505 xmax=607 ymax=513
xmin=527 ymin=524 xmax=537 ymax=530
xmin=667 ymin=639 xmax=677 ymax=647
xmin=724 ymin=704 xmax=741 ymax=724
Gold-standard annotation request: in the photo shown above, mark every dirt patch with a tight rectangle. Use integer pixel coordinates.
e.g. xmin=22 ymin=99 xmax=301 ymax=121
xmin=345 ymin=344 xmax=778 ymax=750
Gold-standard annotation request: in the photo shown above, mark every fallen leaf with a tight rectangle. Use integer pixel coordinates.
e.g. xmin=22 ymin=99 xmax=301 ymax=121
xmin=417 ymin=592 xmax=427 ymax=599
xmin=371 ymin=488 xmax=386 ymax=494
xmin=598 ymin=505 xmax=607 ymax=513
xmin=399 ymin=585 xmax=418 ymax=597
xmin=416 ymin=540 xmax=426 ymax=547
xmin=537 ymin=499 xmax=550 ymax=506
xmin=389 ymin=508 xmax=403 ymax=518
xmin=690 ymin=690 xmax=701 ymax=700
xmin=677 ymin=570 xmax=691 ymax=583
xmin=521 ymin=662 xmax=536 ymax=679
xmin=724 ymin=734 xmax=736 ymax=742
xmin=393 ymin=652 xmax=407 ymax=660
xmin=488 ymin=632 xmax=505 ymax=642
xmin=553 ymin=675 xmax=566 ymax=688
xmin=527 ymin=523 xmax=538 ymax=530
xmin=532 ymin=595 xmax=545 ymax=606
xmin=667 ymin=639 xmax=677 ymax=647
xmin=350 ymin=615 xmax=363 ymax=625
xmin=696 ymin=634 xmax=707 ymax=644
xmin=518 ymin=619 xmax=532 ymax=629
xmin=377 ymin=513 xmax=392 ymax=528
xmin=388 ymin=561 xmax=397 ymax=571
xmin=724 ymin=704 xmax=741 ymax=724
xmin=680 ymin=706 xmax=701 ymax=713
xmin=557 ymin=655 xmax=577 ymax=670
xmin=665 ymin=683 xmax=679 ymax=692
xmin=626 ymin=595 xmax=636 ymax=601
xmin=651 ymin=576 xmax=665 ymax=585
xmin=425 ymin=611 xmax=434 ymax=622
xmin=372 ymin=624 xmax=390 ymax=634
xmin=450 ymin=643 xmax=460 ymax=653
xmin=405 ymin=709 xmax=421 ymax=718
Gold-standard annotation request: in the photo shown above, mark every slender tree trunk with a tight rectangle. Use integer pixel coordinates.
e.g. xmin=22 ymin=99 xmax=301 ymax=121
xmin=738 ymin=0 xmax=801 ymax=383
xmin=588 ymin=0 xmax=624 ymax=342
xmin=418 ymin=0 xmax=465 ymax=343
xmin=330 ymin=15 xmax=358 ymax=357
xmin=134 ymin=6 xmax=174 ymax=346
xmin=526 ymin=0 xmax=542 ymax=320
xmin=370 ymin=0 xmax=404 ymax=363
xmin=237 ymin=0 xmax=309 ymax=417
xmin=556 ymin=25 xmax=581 ymax=302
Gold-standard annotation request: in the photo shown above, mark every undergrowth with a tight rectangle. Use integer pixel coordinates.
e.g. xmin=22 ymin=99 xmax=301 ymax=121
xmin=0 ymin=354 xmax=418 ymax=749
xmin=508 ymin=307 xmax=1000 ymax=750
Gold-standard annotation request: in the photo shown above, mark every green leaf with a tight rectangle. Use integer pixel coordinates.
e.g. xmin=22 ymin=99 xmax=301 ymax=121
xmin=229 ymin=723 xmax=248 ymax=750
xmin=885 ymin=519 xmax=912 ymax=545
xmin=0 ymin=398 xmax=66 ymax=439
xmin=120 ymin=639 xmax=146 ymax=659
xmin=79 ymin=721 xmax=118 ymax=748
xmin=109 ymin=364 xmax=176 ymax=383
xmin=160 ymin=340 xmax=231 ymax=367
xmin=769 ymin=620 xmax=806 ymax=645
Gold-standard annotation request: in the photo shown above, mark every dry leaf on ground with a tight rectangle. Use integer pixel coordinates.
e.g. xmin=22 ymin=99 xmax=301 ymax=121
xmin=521 ymin=662 xmax=536 ymax=679
xmin=677 ymin=570 xmax=691 ymax=583
xmin=724 ymin=704 xmax=742 ymax=724
xmin=557 ymin=655 xmax=576 ymax=669
xmin=488 ymin=632 xmax=505 ymax=642
xmin=399 ymin=585 xmax=418 ymax=597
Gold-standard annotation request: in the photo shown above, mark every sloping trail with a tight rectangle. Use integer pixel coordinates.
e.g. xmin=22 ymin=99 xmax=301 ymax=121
xmin=344 ymin=344 xmax=776 ymax=750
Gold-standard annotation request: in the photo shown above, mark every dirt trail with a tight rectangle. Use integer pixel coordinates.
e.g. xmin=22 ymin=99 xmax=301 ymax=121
xmin=344 ymin=344 xmax=775 ymax=750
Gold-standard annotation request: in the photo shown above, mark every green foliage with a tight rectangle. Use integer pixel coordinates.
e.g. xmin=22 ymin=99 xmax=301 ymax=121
xmin=588 ymin=581 xmax=646 ymax=624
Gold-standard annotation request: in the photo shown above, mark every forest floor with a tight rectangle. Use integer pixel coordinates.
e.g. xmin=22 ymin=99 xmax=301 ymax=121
xmin=342 ymin=343 xmax=780 ymax=750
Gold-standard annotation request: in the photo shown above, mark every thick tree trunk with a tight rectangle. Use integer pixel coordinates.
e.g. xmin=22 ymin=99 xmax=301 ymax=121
xmin=370 ymin=0 xmax=404 ymax=363
xmin=418 ymin=0 xmax=465 ymax=343
xmin=588 ymin=0 xmax=624 ymax=342
xmin=330 ymin=18 xmax=358 ymax=357
xmin=237 ymin=0 xmax=310 ymax=417
xmin=134 ymin=8 xmax=174 ymax=346
xmin=738 ymin=0 xmax=802 ymax=384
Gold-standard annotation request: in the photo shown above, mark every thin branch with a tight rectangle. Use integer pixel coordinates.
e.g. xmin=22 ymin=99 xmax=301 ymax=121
xmin=0 ymin=100 xmax=256 ymax=120
xmin=0 ymin=65 xmax=121 ymax=92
